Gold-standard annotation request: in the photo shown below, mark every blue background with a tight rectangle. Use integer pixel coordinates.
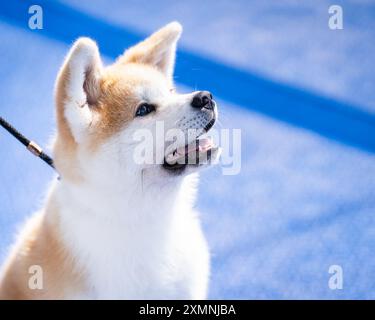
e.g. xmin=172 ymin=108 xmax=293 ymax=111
xmin=1 ymin=0 xmax=375 ymax=299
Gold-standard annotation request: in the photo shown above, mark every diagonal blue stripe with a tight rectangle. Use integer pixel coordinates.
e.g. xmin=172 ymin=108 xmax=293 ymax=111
xmin=1 ymin=0 xmax=375 ymax=152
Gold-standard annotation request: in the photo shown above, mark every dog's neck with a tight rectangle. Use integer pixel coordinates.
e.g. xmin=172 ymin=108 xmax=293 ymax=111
xmin=50 ymin=170 xmax=198 ymax=228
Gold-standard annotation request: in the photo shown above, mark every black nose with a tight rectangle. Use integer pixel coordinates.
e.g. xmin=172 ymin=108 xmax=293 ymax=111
xmin=191 ymin=91 xmax=214 ymax=110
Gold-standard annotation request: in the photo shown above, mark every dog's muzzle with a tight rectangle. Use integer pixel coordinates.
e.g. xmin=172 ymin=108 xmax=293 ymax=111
xmin=163 ymin=93 xmax=218 ymax=171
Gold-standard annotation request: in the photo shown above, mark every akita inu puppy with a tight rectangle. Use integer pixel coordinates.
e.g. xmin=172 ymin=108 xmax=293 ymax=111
xmin=0 ymin=22 xmax=219 ymax=299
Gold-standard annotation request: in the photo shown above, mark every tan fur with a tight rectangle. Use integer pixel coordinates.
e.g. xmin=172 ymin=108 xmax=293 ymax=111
xmin=53 ymin=25 xmax=179 ymax=176
xmin=0 ymin=197 xmax=85 ymax=299
xmin=90 ymin=63 xmax=167 ymax=145
xmin=117 ymin=21 xmax=181 ymax=82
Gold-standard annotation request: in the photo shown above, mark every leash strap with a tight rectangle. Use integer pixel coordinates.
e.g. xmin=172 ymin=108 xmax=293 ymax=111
xmin=0 ymin=116 xmax=55 ymax=170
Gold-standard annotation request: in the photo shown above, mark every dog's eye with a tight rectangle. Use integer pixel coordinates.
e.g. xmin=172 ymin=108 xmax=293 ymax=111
xmin=135 ymin=103 xmax=156 ymax=117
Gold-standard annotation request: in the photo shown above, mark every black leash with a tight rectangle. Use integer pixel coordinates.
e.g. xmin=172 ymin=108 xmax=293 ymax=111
xmin=0 ymin=116 xmax=55 ymax=170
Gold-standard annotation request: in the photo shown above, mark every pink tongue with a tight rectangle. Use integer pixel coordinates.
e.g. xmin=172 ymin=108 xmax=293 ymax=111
xmin=197 ymin=137 xmax=213 ymax=151
xmin=178 ymin=138 xmax=213 ymax=156
xmin=166 ymin=138 xmax=213 ymax=163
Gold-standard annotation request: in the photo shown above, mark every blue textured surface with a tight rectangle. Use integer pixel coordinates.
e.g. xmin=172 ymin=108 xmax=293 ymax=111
xmin=0 ymin=0 xmax=375 ymax=299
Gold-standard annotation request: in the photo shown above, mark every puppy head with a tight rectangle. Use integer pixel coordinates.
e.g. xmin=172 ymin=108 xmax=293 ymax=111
xmin=54 ymin=22 xmax=219 ymax=186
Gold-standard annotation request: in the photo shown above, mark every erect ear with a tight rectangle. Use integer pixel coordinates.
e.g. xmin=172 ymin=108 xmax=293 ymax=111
xmin=117 ymin=22 xmax=182 ymax=82
xmin=55 ymin=37 xmax=103 ymax=143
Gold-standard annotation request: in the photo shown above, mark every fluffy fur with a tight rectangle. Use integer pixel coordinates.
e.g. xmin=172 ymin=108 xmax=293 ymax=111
xmin=0 ymin=22 xmax=219 ymax=299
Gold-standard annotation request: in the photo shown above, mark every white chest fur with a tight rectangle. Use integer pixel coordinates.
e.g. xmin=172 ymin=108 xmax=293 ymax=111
xmin=52 ymin=174 xmax=209 ymax=299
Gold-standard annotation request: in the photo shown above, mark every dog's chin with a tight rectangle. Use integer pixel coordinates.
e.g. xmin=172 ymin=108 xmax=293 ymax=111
xmin=162 ymin=136 xmax=220 ymax=175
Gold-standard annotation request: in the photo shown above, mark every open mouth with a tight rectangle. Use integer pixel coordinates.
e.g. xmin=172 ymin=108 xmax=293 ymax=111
xmin=163 ymin=113 xmax=218 ymax=171
xmin=163 ymin=105 xmax=218 ymax=171
xmin=163 ymin=136 xmax=218 ymax=171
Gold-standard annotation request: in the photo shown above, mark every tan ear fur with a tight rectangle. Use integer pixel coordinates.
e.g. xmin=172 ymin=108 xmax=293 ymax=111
xmin=117 ymin=22 xmax=182 ymax=82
